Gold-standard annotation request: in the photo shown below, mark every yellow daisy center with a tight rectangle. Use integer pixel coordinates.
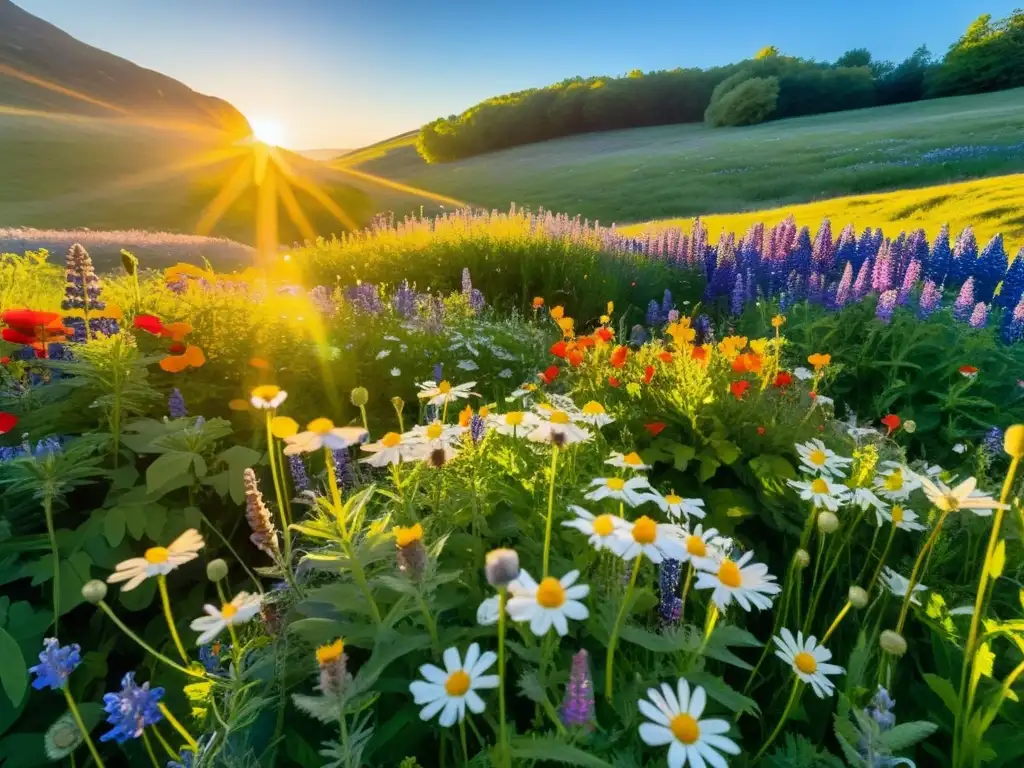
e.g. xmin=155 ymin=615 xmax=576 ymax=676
xmin=381 ymin=432 xmax=402 ymax=448
xmin=221 ymin=603 xmax=238 ymax=620
xmin=251 ymin=385 xmax=280 ymax=400
xmin=811 ymin=478 xmax=830 ymax=494
xmin=549 ymin=410 xmax=570 ymax=424
xmin=808 ymin=449 xmax=827 ymax=466
xmin=592 ymin=515 xmax=616 ymax=537
xmin=144 ymin=547 xmax=170 ymax=564
xmin=632 ymin=516 xmax=657 ymax=544
xmin=505 ymin=412 xmax=524 ymax=426
xmin=666 ymin=493 xmax=683 ymax=505
xmin=891 ymin=506 xmax=905 ymax=524
xmin=438 ymin=381 xmax=452 ymax=395
xmin=794 ymin=651 xmax=818 ymax=674
xmin=316 ymin=639 xmax=345 ymax=665
xmin=670 ymin=713 xmax=700 ymax=745
xmin=426 ymin=424 xmax=443 ymax=440
xmin=445 ymin=669 xmax=471 ymax=696
xmin=606 ymin=477 xmax=626 ymax=491
xmin=536 ymin=577 xmax=567 ymax=608
xmin=582 ymin=401 xmax=605 ymax=415
xmin=307 ymin=418 xmax=335 ymax=434
xmin=686 ymin=535 xmax=706 ymax=557
xmin=884 ymin=471 xmax=904 ymax=491
xmin=717 ymin=559 xmax=742 ymax=588
xmin=623 ymin=452 xmax=643 ymax=466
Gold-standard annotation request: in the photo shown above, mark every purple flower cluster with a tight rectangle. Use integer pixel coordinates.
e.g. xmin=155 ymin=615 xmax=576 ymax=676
xmin=29 ymin=638 xmax=81 ymax=690
xmin=100 ymin=672 xmax=164 ymax=743
xmin=61 ymin=243 xmax=118 ymax=342
xmin=344 ymin=283 xmax=384 ymax=315
xmin=560 ymin=650 xmax=595 ymax=728
xmin=658 ymin=559 xmax=683 ymax=623
xmin=288 ymin=454 xmax=311 ymax=493
xmin=168 ymin=388 xmax=187 ymax=419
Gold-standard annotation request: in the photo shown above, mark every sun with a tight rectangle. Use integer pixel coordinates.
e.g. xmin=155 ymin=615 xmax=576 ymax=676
xmin=249 ymin=118 xmax=286 ymax=147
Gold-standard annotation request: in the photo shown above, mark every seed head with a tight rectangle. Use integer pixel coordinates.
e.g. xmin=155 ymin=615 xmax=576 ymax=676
xmin=81 ymin=579 xmax=108 ymax=604
xmin=848 ymin=586 xmax=869 ymax=609
xmin=794 ymin=549 xmax=810 ymax=569
xmin=879 ymin=630 xmax=907 ymax=656
xmin=351 ymin=387 xmax=369 ymax=407
xmin=206 ymin=559 xmax=229 ymax=582
xmin=485 ymin=548 xmax=520 ymax=588
xmin=817 ymin=511 xmax=839 ymax=534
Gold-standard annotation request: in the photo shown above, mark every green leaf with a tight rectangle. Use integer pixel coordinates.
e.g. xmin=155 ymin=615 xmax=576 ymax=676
xmin=988 ymin=540 xmax=1006 ymax=580
xmin=218 ymin=446 xmax=263 ymax=505
xmin=516 ymin=670 xmax=546 ymax=703
xmin=103 ymin=506 xmax=126 ymax=547
xmin=146 ymin=451 xmax=196 ymax=495
xmin=0 ymin=628 xmax=27 ymax=706
xmin=350 ymin=632 xmax=430 ymax=694
xmin=687 ymin=670 xmax=759 ymax=715
xmin=748 ymin=454 xmax=797 ymax=481
xmin=509 ymin=736 xmax=614 ymax=767
xmin=710 ymin=439 xmax=740 ymax=465
xmin=878 ymin=720 xmax=938 ymax=751
xmin=144 ymin=505 xmax=167 ymax=541
xmin=697 ymin=453 xmax=721 ymax=483
xmin=672 ymin=444 xmax=696 ymax=470
xmin=923 ymin=673 xmax=960 ymax=716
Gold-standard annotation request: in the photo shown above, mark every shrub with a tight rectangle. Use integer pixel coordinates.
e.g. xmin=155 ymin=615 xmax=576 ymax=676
xmin=704 ymin=75 xmax=780 ymax=126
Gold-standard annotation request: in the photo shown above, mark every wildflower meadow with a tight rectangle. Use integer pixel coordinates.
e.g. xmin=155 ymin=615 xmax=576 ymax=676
xmin=1 ymin=207 xmax=1023 ymax=768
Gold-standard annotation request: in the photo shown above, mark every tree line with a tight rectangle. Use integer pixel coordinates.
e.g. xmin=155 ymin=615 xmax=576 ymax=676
xmin=416 ymin=10 xmax=1024 ymax=162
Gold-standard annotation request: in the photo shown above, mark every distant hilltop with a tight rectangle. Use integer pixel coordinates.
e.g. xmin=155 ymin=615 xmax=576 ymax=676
xmin=0 ymin=0 xmax=250 ymax=136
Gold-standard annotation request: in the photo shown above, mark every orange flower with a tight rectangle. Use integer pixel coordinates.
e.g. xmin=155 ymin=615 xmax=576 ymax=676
xmin=182 ymin=345 xmax=206 ymax=367
xmin=458 ymin=405 xmax=473 ymax=427
xmin=550 ymin=340 xmax=568 ymax=358
xmin=645 ymin=421 xmax=665 ymax=436
xmin=250 ymin=357 xmax=271 ymax=370
xmin=731 ymin=352 xmax=762 ymax=374
xmin=550 ymin=306 xmax=565 ymax=320
xmin=958 ymin=365 xmax=978 ymax=378
xmin=643 ymin=365 xmax=655 ymax=384
xmin=691 ymin=346 xmax=708 ymax=364
xmin=168 ymin=342 xmax=186 ymax=355
xmin=609 ymin=345 xmax=628 ymax=368
xmin=164 ymin=322 xmax=193 ymax=342
xmin=881 ymin=414 xmax=901 ymax=434
xmin=539 ymin=365 xmax=559 ymax=385
xmin=159 ymin=355 xmax=188 ymax=373
xmin=228 ymin=398 xmax=250 ymax=411
xmin=658 ymin=351 xmax=673 ymax=364
xmin=808 ymin=353 xmax=831 ymax=370
xmin=757 ymin=426 xmax=766 ymax=435
xmin=771 ymin=315 xmax=786 ymax=329
xmin=608 ymin=376 xmax=620 ymax=388
xmin=568 ymin=349 xmax=585 ymax=368
xmin=594 ymin=327 xmax=614 ymax=343
xmin=575 ymin=336 xmax=595 ymax=350
xmin=730 ymin=380 xmax=751 ymax=399
xmin=773 ymin=371 xmax=793 ymax=388
xmin=532 ymin=297 xmax=545 ymax=309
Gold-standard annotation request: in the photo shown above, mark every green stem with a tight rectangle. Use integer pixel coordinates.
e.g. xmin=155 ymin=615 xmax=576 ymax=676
xmin=339 ymin=712 xmax=351 ymax=768
xmin=868 ymin=526 xmax=897 ymax=594
xmin=752 ymin=678 xmax=803 ymax=763
xmin=541 ymin=445 xmax=560 ymax=579
xmin=198 ymin=511 xmax=264 ymax=594
xmin=343 ymin=539 xmax=382 ymax=625
xmin=216 ymin=582 xmax=242 ymax=673
xmin=678 ymin=564 xmax=694 ymax=624
xmin=324 ymin=446 xmax=347 ymax=537
xmin=157 ymin=575 xmax=190 ymax=663
xmin=63 ymin=687 xmax=106 ymax=768
xmin=743 ymin=560 xmax=795 ymax=699
xmin=265 ymin=414 xmax=294 ymax=566
xmin=152 ymin=727 xmax=178 ymax=761
xmin=157 ymin=703 xmax=198 ymax=751
xmin=695 ymin=604 xmax=719 ymax=660
xmin=821 ymin=601 xmax=851 ymax=644
xmin=95 ymin=601 xmax=214 ymax=681
xmin=803 ymin=533 xmax=826 ymax=632
xmin=857 ymin=525 xmax=882 ymax=584
xmin=497 ymin=588 xmax=510 ymax=768
xmin=605 ymin=554 xmax=642 ymax=703
xmin=416 ymin=590 xmax=440 ymax=650
xmin=358 ymin=404 xmax=370 ymax=434
xmin=895 ymin=510 xmax=949 ymax=634
xmin=459 ymin=718 xmax=469 ymax=765
xmin=142 ymin=730 xmax=160 ymax=768
xmin=43 ymin=491 xmax=60 ymax=636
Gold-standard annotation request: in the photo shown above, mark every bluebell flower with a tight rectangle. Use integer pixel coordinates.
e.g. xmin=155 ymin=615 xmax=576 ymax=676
xmin=29 ymin=638 xmax=81 ymax=691
xmin=168 ymin=388 xmax=187 ymax=419
xmin=100 ymin=672 xmax=165 ymax=743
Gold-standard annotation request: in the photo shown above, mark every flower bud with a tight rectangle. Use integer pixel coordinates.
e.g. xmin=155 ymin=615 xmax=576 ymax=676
xmin=1005 ymin=424 xmax=1024 ymax=459
xmin=879 ymin=629 xmax=907 ymax=656
xmin=817 ymin=511 xmax=839 ymax=534
xmin=848 ymin=586 xmax=869 ymax=609
xmin=206 ymin=559 xmax=229 ymax=582
xmin=794 ymin=549 xmax=810 ymax=569
xmin=485 ymin=548 xmax=520 ymax=588
xmin=82 ymin=580 xmax=107 ymax=604
xmin=391 ymin=396 xmax=405 ymax=413
xmin=351 ymin=387 xmax=369 ymax=407
xmin=902 ymin=419 xmax=917 ymax=434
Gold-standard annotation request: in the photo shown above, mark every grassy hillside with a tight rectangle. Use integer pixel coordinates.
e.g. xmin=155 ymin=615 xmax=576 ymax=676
xmin=342 ymin=89 xmax=1024 ymax=225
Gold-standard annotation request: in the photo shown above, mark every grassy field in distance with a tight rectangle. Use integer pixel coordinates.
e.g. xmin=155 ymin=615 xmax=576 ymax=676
xmin=342 ymin=89 xmax=1024 ymax=227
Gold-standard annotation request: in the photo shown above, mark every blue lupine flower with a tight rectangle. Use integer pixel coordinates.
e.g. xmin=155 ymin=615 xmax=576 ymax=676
xmin=974 ymin=234 xmax=1008 ymax=302
xmin=951 ymin=227 xmax=978 ymax=286
xmin=983 ymin=427 xmax=1003 ymax=465
xmin=168 ymin=388 xmax=187 ymax=419
xmin=660 ymin=289 xmax=674 ymax=319
xmin=918 ymin=280 xmax=942 ymax=318
xmin=100 ymin=672 xmax=165 ymax=743
xmin=876 ymin=290 xmax=898 ymax=324
xmin=807 ymin=272 xmax=825 ymax=306
xmin=834 ymin=224 xmax=856 ymax=273
xmin=693 ymin=315 xmax=713 ymax=345
xmin=469 ymin=414 xmax=486 ymax=444
xmin=997 ymin=249 xmax=1024 ymax=310
xmin=646 ymin=300 xmax=662 ymax=327
xmin=897 ymin=260 xmax=921 ymax=305
xmin=791 ymin=227 xmax=812 ymax=280
xmin=969 ymin=302 xmax=988 ymax=329
xmin=833 ymin=262 xmax=854 ymax=309
xmin=469 ymin=289 xmax=485 ymax=315
xmin=29 ymin=638 xmax=81 ymax=691
xmin=852 ymin=258 xmax=873 ymax=301
xmin=658 ymin=559 xmax=682 ymax=623
xmin=344 ymin=283 xmax=384 ymax=315
xmin=392 ymin=280 xmax=418 ymax=319
xmin=288 ymin=454 xmax=311 ymax=493
xmin=432 ymin=362 xmax=444 ymax=383
xmin=332 ymin=449 xmax=353 ymax=489
xmin=560 ymin=649 xmax=595 ymax=729
xmin=867 ymin=686 xmax=896 ymax=731
xmin=167 ymin=750 xmax=195 ymax=768
xmin=1001 ymin=298 xmax=1024 ymax=344
xmin=728 ymin=274 xmax=746 ymax=317
xmin=953 ymin=278 xmax=975 ymax=322
xmin=927 ymin=224 xmax=952 ymax=285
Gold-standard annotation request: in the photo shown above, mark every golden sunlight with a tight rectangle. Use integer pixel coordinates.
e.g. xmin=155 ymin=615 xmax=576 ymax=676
xmin=248 ymin=117 xmax=286 ymax=147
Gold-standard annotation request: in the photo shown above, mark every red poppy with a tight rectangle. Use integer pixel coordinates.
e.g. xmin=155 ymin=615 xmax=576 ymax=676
xmin=568 ymin=349 xmax=585 ymax=368
xmin=539 ymin=365 xmax=560 ymax=385
xmin=730 ymin=380 xmax=750 ymax=399
xmin=0 ymin=356 xmax=9 ymax=365
xmin=959 ymin=365 xmax=978 ymax=378
xmin=595 ymin=327 xmax=614 ymax=343
xmin=1 ymin=309 xmax=60 ymax=332
xmin=2 ymin=328 xmax=37 ymax=345
xmin=691 ymin=346 xmax=708 ymax=364
xmin=575 ymin=336 xmax=595 ymax=349
xmin=550 ymin=340 xmax=568 ymax=358
xmin=757 ymin=426 xmax=766 ymax=436
xmin=643 ymin=365 xmax=655 ymax=384
xmin=609 ymin=345 xmax=628 ymax=368
xmin=658 ymin=351 xmax=673 ymax=364
xmin=881 ymin=414 xmax=901 ymax=434
xmin=608 ymin=376 xmax=620 ymax=388
xmin=645 ymin=422 xmax=665 ymax=436
xmin=133 ymin=314 xmax=166 ymax=336
xmin=809 ymin=391 xmax=817 ymax=400
xmin=773 ymin=371 xmax=793 ymax=388
xmin=0 ymin=412 xmax=17 ymax=435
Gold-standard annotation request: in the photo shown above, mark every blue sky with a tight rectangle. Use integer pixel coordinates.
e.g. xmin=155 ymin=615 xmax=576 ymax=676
xmin=15 ymin=0 xmax=1014 ymax=149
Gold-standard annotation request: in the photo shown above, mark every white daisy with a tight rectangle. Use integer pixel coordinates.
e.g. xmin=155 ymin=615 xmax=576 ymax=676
xmin=476 ymin=595 xmax=502 ymax=626
xmin=604 ymin=451 xmax=651 ymax=471
xmin=916 ymin=474 xmax=1007 ymax=516
xmin=793 ymin=367 xmax=814 ymax=381
xmin=507 ymin=569 xmax=590 ymax=636
xmin=383 ymin=335 xmax=401 ymax=342
xmin=576 ymin=401 xmax=614 ymax=428
xmin=457 ymin=360 xmax=479 ymax=371
xmin=880 ymin=504 xmax=926 ymax=532
xmin=874 ymin=462 xmax=921 ymax=502
xmin=614 ymin=516 xmax=687 ymax=563
xmin=585 ymin=476 xmax=654 ymax=507
xmin=405 ymin=422 xmax=466 ymax=447
xmin=509 ymin=382 xmax=538 ymax=400
xmin=881 ymin=567 xmax=927 ymax=606
xmin=637 ymin=678 xmax=740 ymax=768
xmin=390 ymin=368 xmax=402 ymax=377
xmin=693 ymin=551 xmax=781 ymax=612
xmin=787 ymin=476 xmax=852 ymax=511
xmin=648 ymin=490 xmax=706 ymax=521
xmin=562 ymin=505 xmax=626 ymax=553
xmin=527 ymin=410 xmax=592 ymax=446
xmin=283 ymin=418 xmax=368 ymax=455
xmin=677 ymin=525 xmax=729 ymax=568
xmin=189 ymin=592 xmax=262 ymax=645
xmin=486 ymin=410 xmax=542 ymax=437
xmin=360 ymin=431 xmax=427 ymax=467
xmin=249 ymin=385 xmax=287 ymax=410
xmin=107 ymin=529 xmax=204 ymax=592
xmin=795 ymin=439 xmax=852 ymax=477
xmin=773 ymin=628 xmax=844 ymax=699
xmin=375 ymin=349 xmax=391 ymax=360
xmin=416 ymin=380 xmax=478 ymax=406
xmin=408 ymin=643 xmax=498 ymax=727
xmin=851 ymin=487 xmax=888 ymax=518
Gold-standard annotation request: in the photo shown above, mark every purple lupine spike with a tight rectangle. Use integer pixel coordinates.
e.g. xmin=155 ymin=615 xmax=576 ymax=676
xmin=168 ymin=388 xmax=187 ymax=419
xmin=646 ymin=300 xmax=662 ymax=327
xmin=1000 ymin=297 xmax=1024 ymax=344
xmin=897 ymin=260 xmax=921 ymax=305
xmin=951 ymin=226 xmax=978 ymax=286
xmin=658 ymin=559 xmax=683 ymax=624
xmin=469 ymin=414 xmax=486 ymax=444
xmin=661 ymin=289 xmax=673 ymax=318
xmin=969 ymin=302 xmax=988 ymax=328
xmin=876 ymin=289 xmax=898 ymax=324
xmin=560 ymin=650 xmax=595 ymax=728
xmin=469 ymin=289 xmax=485 ymax=315
xmin=927 ymin=224 xmax=952 ymax=285
xmin=461 ymin=267 xmax=473 ymax=297
xmin=953 ymin=278 xmax=975 ymax=321
xmin=309 ymin=286 xmax=338 ymax=317
xmin=983 ymin=427 xmax=1003 ymax=466
xmin=833 ymin=262 xmax=854 ymax=309
xmin=288 ymin=454 xmax=311 ymax=493
xmin=997 ymin=249 xmax=1024 ymax=310
xmin=871 ymin=242 xmax=893 ymax=293
xmin=853 ymin=258 xmax=873 ymax=301
xmin=974 ymin=234 xmax=1007 ymax=302
xmin=432 ymin=362 xmax=444 ymax=383
xmin=918 ymin=279 xmax=942 ymax=318
xmin=811 ymin=218 xmax=834 ymax=273
xmin=889 ymin=232 xmax=909 ymax=282
xmin=332 ymin=449 xmax=354 ymax=489
xmin=791 ymin=227 xmax=812 ymax=279
xmin=807 ymin=272 xmax=825 ymax=305
xmin=693 ymin=314 xmax=713 ymax=345
xmin=729 ymin=273 xmax=746 ymax=317
xmin=392 ymin=280 xmax=418 ymax=318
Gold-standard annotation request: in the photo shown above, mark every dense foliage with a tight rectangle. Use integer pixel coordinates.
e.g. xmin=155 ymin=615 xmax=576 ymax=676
xmin=416 ymin=10 xmax=1024 ymax=162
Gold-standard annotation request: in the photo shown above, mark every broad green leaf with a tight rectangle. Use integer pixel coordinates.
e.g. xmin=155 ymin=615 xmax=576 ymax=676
xmin=672 ymin=444 xmax=696 ymax=470
xmin=146 ymin=451 xmax=196 ymax=495
xmin=748 ymin=454 xmax=797 ymax=481
xmin=923 ymin=673 xmax=960 ymax=716
xmin=620 ymin=624 xmax=697 ymax=653
xmin=988 ymin=540 xmax=1006 ymax=580
xmin=509 ymin=736 xmax=614 ymax=767
xmin=144 ymin=505 xmax=167 ymax=541
xmin=878 ymin=720 xmax=938 ymax=751
xmin=351 ymin=632 xmax=429 ymax=693
xmin=710 ymin=439 xmax=740 ymax=465
xmin=687 ymin=670 xmax=759 ymax=715
xmin=103 ymin=506 xmax=126 ymax=547
xmin=697 ymin=453 xmax=721 ymax=483
xmin=0 ymin=629 xmax=27 ymax=706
